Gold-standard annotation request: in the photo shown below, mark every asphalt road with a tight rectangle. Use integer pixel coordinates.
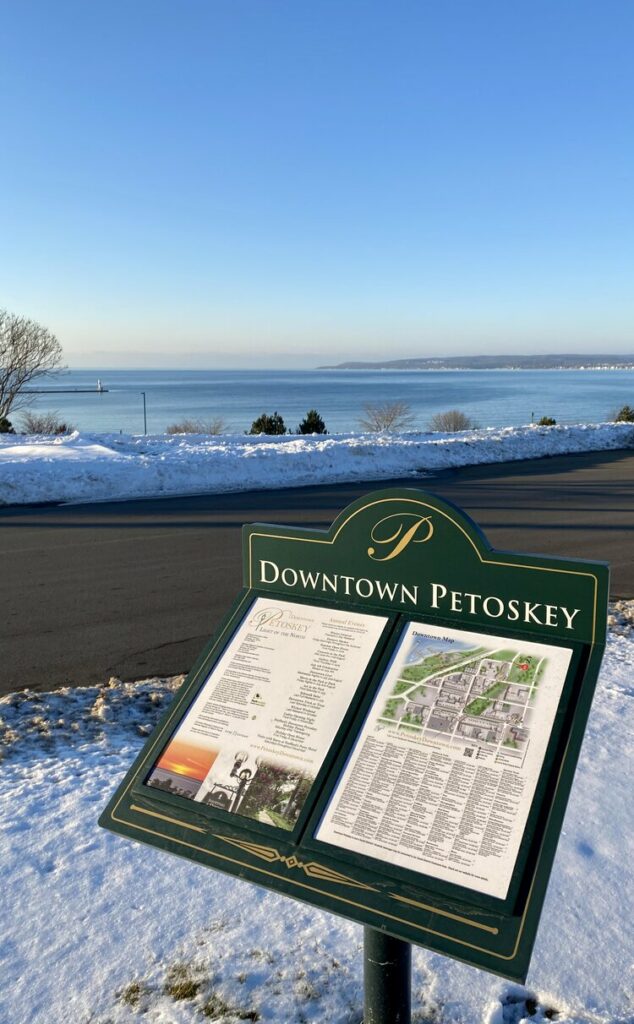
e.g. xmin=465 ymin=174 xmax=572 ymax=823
xmin=2 ymin=448 xmax=633 ymax=694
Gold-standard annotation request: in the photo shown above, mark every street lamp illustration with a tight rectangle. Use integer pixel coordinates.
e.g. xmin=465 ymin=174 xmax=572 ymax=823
xmin=230 ymin=765 xmax=253 ymax=812
xmin=203 ymin=752 xmax=264 ymax=814
xmin=230 ymin=751 xmax=249 ymax=778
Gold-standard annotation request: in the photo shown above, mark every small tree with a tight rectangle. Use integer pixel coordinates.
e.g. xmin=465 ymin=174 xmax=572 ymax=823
xmin=248 ymin=411 xmax=287 ymax=435
xmin=428 ymin=409 xmax=478 ymax=432
xmin=614 ymin=405 xmax=634 ymax=423
xmin=537 ymin=416 xmax=557 ymax=426
xmin=0 ymin=310 xmax=64 ymax=420
xmin=21 ymin=410 xmax=74 ymax=435
xmin=358 ymin=400 xmax=416 ymax=432
xmin=297 ymin=409 xmax=327 ymax=434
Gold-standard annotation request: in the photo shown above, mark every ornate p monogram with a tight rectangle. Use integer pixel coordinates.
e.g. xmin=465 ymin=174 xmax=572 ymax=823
xmin=251 ymin=608 xmax=283 ymax=631
xmin=367 ymin=513 xmax=433 ymax=561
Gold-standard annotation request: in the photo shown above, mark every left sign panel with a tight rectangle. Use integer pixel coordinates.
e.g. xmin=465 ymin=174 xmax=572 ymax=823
xmin=144 ymin=597 xmax=389 ymax=830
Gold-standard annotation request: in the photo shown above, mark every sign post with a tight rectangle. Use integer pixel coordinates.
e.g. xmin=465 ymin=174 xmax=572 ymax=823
xmin=100 ymin=486 xmax=608 ymax=1002
xmin=364 ymin=927 xmax=411 ymax=1024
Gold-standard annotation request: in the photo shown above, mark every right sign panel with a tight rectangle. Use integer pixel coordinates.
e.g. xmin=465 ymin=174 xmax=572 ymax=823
xmin=316 ymin=621 xmax=572 ymax=899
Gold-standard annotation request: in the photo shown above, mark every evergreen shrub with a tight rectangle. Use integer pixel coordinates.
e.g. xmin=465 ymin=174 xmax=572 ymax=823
xmin=297 ymin=409 xmax=327 ymax=434
xmin=248 ymin=411 xmax=287 ymax=435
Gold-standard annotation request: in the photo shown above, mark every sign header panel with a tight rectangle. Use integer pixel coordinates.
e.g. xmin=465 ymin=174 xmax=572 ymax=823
xmin=244 ymin=490 xmax=602 ymax=644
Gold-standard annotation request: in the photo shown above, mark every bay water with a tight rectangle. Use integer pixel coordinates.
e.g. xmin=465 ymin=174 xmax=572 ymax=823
xmin=15 ymin=368 xmax=634 ymax=435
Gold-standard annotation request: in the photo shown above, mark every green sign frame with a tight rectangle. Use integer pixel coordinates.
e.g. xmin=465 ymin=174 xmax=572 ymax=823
xmin=100 ymin=487 xmax=608 ymax=981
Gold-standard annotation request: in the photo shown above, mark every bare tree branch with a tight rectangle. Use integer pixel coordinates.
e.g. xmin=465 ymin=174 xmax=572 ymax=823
xmin=358 ymin=400 xmax=417 ymax=432
xmin=0 ymin=310 xmax=64 ymax=420
xmin=428 ymin=409 xmax=478 ymax=432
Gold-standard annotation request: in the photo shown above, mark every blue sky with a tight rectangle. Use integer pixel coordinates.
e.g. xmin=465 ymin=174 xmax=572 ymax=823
xmin=1 ymin=1 xmax=632 ymax=368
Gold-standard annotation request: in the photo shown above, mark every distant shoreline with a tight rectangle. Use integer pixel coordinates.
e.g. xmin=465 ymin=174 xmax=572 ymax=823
xmin=319 ymin=355 xmax=634 ymax=371
xmin=317 ymin=364 xmax=634 ymax=372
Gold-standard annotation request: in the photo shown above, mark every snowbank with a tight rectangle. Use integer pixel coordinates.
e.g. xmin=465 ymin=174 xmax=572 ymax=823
xmin=1 ymin=631 xmax=632 ymax=1024
xmin=0 ymin=422 xmax=633 ymax=506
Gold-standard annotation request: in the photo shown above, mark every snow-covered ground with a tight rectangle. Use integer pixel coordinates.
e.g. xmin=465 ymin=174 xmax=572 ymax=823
xmin=1 ymin=624 xmax=633 ymax=1024
xmin=1 ymin=422 xmax=633 ymax=506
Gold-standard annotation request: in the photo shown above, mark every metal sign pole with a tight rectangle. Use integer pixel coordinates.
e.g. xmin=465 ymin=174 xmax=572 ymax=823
xmin=364 ymin=927 xmax=411 ymax=1024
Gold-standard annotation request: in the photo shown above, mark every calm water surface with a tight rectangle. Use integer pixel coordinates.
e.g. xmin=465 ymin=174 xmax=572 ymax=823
xmin=17 ymin=368 xmax=634 ymax=435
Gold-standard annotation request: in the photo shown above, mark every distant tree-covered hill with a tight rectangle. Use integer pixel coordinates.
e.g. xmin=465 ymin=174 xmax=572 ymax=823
xmin=319 ymin=354 xmax=634 ymax=370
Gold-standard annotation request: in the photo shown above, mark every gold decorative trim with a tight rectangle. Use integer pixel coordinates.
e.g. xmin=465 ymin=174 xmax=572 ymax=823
xmin=215 ymin=834 xmax=378 ymax=892
xmin=112 ymin=798 xmax=510 ymax=957
xmin=125 ymin=817 xmax=498 ymax=933
xmin=389 ymin=892 xmax=499 ymax=935
xmin=131 ymin=804 xmax=206 ymax=833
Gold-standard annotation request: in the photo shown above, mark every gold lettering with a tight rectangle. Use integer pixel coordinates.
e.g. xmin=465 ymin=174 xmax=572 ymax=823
xmin=368 ymin=514 xmax=434 ymax=561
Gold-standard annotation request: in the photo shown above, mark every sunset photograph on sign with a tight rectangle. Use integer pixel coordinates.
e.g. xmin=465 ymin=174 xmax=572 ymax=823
xmin=146 ymin=739 xmax=219 ymax=799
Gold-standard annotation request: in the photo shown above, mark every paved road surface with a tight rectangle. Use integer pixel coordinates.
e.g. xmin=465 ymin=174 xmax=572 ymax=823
xmin=2 ymin=448 xmax=633 ymax=693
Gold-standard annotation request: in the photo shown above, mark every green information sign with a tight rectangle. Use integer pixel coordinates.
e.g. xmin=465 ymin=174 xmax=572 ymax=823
xmin=100 ymin=487 xmax=608 ymax=982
